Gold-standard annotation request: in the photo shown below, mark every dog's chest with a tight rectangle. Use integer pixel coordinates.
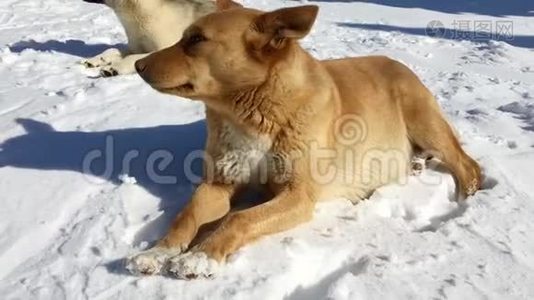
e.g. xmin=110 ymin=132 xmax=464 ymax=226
xmin=214 ymin=122 xmax=272 ymax=184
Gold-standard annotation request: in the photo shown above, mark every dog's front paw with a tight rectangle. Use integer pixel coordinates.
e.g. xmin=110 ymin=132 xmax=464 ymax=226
xmin=100 ymin=66 xmax=119 ymax=77
xmin=125 ymin=247 xmax=179 ymax=276
xmin=166 ymin=252 xmax=219 ymax=280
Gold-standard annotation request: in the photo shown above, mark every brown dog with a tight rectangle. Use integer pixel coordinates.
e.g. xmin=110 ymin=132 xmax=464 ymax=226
xmin=127 ymin=5 xmax=482 ymax=279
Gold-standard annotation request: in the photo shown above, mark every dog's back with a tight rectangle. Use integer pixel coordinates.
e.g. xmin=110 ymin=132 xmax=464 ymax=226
xmin=112 ymin=0 xmax=216 ymax=53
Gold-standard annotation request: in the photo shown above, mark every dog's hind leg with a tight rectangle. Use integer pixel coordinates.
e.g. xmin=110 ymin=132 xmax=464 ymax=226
xmin=402 ymin=90 xmax=481 ymax=198
xmin=100 ymin=53 xmax=149 ymax=77
xmin=126 ymin=183 xmax=235 ymax=275
xmin=81 ymin=48 xmax=123 ymax=68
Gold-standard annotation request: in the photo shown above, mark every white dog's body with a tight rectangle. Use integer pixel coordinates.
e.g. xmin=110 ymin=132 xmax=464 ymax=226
xmin=82 ymin=0 xmax=216 ymax=77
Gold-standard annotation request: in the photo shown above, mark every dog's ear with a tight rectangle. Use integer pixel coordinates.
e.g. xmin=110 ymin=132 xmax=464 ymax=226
xmin=256 ymin=5 xmax=318 ymax=39
xmin=248 ymin=5 xmax=318 ymax=52
xmin=215 ymin=0 xmax=242 ymax=11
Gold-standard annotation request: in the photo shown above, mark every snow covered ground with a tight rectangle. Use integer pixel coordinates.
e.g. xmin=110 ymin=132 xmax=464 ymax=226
xmin=0 ymin=0 xmax=533 ymax=299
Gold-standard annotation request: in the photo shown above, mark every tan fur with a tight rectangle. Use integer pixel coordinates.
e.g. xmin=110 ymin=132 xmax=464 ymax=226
xmin=81 ymin=0 xmax=241 ymax=77
xmin=129 ymin=5 xmax=482 ymax=278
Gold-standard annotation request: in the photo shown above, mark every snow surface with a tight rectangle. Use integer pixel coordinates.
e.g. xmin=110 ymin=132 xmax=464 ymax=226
xmin=0 ymin=0 xmax=533 ymax=299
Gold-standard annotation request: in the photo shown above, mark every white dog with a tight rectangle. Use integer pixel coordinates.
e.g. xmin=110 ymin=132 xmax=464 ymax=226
xmin=81 ymin=0 xmax=240 ymax=77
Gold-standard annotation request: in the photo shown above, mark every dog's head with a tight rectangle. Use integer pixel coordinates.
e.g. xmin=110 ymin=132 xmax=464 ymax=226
xmin=135 ymin=4 xmax=319 ymax=101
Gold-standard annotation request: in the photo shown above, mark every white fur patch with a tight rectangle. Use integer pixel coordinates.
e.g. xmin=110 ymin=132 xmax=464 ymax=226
xmin=166 ymin=252 xmax=219 ymax=279
xmin=215 ymin=122 xmax=272 ymax=184
xmin=125 ymin=247 xmax=180 ymax=276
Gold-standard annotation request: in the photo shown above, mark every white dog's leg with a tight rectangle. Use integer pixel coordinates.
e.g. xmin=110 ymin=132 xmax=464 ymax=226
xmin=82 ymin=48 xmax=123 ymax=68
xmin=100 ymin=53 xmax=149 ymax=77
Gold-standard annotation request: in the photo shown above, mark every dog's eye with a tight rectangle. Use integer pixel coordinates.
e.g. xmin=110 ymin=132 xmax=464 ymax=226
xmin=188 ymin=34 xmax=207 ymax=46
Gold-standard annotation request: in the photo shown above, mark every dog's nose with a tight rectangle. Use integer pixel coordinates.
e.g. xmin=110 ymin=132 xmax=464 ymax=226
xmin=135 ymin=59 xmax=147 ymax=74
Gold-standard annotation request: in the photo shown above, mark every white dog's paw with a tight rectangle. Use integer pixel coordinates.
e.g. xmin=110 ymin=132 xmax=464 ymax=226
xmin=166 ymin=252 xmax=219 ymax=280
xmin=81 ymin=48 xmax=122 ymax=68
xmin=82 ymin=56 xmax=109 ymax=68
xmin=100 ymin=66 xmax=119 ymax=77
xmin=125 ymin=247 xmax=179 ymax=276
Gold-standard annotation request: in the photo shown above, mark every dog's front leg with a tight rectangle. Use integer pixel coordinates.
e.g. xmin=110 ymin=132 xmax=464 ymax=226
xmin=126 ymin=183 xmax=235 ymax=276
xmin=100 ymin=53 xmax=149 ymax=77
xmin=166 ymin=185 xmax=316 ymax=279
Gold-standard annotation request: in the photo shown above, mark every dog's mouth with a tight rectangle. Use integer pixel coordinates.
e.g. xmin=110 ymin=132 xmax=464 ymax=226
xmin=159 ymin=82 xmax=195 ymax=95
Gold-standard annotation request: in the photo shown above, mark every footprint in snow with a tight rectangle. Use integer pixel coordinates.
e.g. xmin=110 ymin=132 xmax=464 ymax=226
xmin=498 ymin=102 xmax=534 ymax=132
